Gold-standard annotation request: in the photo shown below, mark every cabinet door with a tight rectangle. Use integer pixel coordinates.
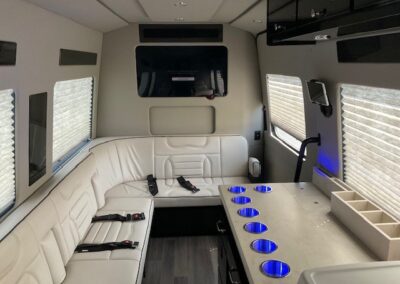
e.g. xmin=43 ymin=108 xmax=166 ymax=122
xmin=298 ymin=0 xmax=350 ymax=22
xmin=354 ymin=0 xmax=395 ymax=9
xmin=267 ymin=0 xmax=297 ymax=32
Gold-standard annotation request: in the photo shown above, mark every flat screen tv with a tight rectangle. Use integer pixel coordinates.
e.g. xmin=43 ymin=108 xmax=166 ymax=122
xmin=136 ymin=46 xmax=227 ymax=98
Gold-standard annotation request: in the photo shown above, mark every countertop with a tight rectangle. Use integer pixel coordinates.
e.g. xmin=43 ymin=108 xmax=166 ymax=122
xmin=219 ymin=183 xmax=377 ymax=284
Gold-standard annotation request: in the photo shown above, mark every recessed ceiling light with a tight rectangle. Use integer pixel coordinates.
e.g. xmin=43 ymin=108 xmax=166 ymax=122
xmin=175 ymin=17 xmax=185 ymax=22
xmin=174 ymin=1 xmax=188 ymax=7
xmin=253 ymin=19 xmax=263 ymax=23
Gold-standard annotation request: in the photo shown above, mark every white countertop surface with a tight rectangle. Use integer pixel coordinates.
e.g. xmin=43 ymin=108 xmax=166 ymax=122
xmin=219 ymin=183 xmax=377 ymax=284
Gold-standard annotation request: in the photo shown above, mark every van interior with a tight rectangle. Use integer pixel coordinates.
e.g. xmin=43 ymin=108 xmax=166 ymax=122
xmin=1 ymin=0 xmax=400 ymax=283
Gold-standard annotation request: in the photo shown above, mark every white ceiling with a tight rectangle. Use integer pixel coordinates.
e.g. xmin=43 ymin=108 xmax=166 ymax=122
xmin=231 ymin=0 xmax=266 ymax=35
xmin=24 ymin=0 xmax=266 ymax=35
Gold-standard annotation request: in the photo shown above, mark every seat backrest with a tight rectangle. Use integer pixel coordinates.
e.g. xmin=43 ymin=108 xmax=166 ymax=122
xmin=0 ymin=221 xmax=54 ymax=284
xmin=154 ymin=136 xmax=248 ymax=179
xmin=89 ymin=135 xmax=248 ymax=197
xmin=90 ymin=138 xmax=154 ymax=207
xmin=49 ymin=154 xmax=98 ymax=263
xmin=0 ymin=199 xmax=66 ymax=284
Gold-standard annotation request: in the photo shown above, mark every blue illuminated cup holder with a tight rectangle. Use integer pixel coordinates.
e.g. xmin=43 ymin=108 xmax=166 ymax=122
xmin=231 ymin=196 xmax=251 ymax=205
xmin=238 ymin=208 xmax=259 ymax=218
xmin=251 ymin=239 xmax=278 ymax=254
xmin=254 ymin=185 xmax=272 ymax=193
xmin=261 ymin=260 xmax=290 ymax=278
xmin=243 ymin=222 xmax=267 ymax=234
xmin=228 ymin=186 xmax=246 ymax=194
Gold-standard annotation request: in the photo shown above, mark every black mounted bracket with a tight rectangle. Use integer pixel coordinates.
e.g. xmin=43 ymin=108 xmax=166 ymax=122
xmin=294 ymin=134 xmax=321 ymax=183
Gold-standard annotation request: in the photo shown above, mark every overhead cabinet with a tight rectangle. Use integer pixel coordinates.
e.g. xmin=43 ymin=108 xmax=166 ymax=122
xmin=267 ymin=0 xmax=400 ymax=45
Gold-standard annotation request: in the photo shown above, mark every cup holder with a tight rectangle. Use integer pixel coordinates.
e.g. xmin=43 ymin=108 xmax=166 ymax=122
xmin=238 ymin=208 xmax=259 ymax=218
xmin=228 ymin=186 xmax=246 ymax=194
xmin=244 ymin=222 xmax=267 ymax=234
xmin=261 ymin=260 xmax=290 ymax=278
xmin=254 ymin=185 xmax=272 ymax=193
xmin=251 ymin=239 xmax=278 ymax=254
xmin=231 ymin=196 xmax=251 ymax=205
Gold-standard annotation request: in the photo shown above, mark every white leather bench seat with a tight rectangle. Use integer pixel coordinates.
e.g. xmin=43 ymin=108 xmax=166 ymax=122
xmin=0 ymin=155 xmax=152 ymax=284
xmin=91 ymin=136 xmax=255 ymax=207
xmin=0 ymin=135 xmax=256 ymax=284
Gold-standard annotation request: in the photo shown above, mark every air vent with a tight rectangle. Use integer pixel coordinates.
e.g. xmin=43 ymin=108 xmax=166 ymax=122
xmin=139 ymin=24 xmax=223 ymax=43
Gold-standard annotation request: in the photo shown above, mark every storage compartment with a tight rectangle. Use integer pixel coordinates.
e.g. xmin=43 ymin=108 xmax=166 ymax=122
xmin=331 ymin=191 xmax=400 ymax=260
xmin=378 ymin=224 xmax=400 ymax=238
xmin=348 ymin=200 xmax=379 ymax=211
xmin=216 ymin=219 xmax=249 ymax=284
xmin=297 ymin=0 xmax=350 ymax=22
xmin=362 ymin=211 xmax=397 ymax=224
xmin=335 ymin=191 xmax=365 ymax=201
xmin=149 ymin=106 xmax=215 ymax=135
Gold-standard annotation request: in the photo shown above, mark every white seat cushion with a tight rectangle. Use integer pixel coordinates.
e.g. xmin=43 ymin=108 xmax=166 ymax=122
xmin=105 ymin=177 xmax=250 ymax=207
xmin=69 ymin=197 xmax=153 ymax=284
xmin=64 ymin=259 xmax=140 ymax=284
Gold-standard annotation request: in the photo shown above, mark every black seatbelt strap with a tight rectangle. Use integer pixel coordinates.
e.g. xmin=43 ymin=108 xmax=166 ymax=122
xmin=75 ymin=240 xmax=139 ymax=253
xmin=147 ymin=174 xmax=159 ymax=196
xmin=177 ymin=176 xmax=200 ymax=193
xmin=92 ymin=213 xmax=145 ymax=223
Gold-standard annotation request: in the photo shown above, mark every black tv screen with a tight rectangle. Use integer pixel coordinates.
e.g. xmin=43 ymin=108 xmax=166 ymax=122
xmin=307 ymin=80 xmax=329 ymax=106
xmin=135 ymin=46 xmax=227 ymax=97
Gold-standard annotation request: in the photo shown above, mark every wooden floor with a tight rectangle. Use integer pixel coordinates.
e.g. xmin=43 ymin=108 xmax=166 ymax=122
xmin=142 ymin=236 xmax=219 ymax=284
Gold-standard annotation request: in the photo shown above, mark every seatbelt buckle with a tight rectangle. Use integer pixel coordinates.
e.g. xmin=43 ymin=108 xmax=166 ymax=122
xmin=121 ymin=240 xmax=139 ymax=249
xmin=128 ymin=212 xmax=145 ymax=221
xmin=177 ymin=176 xmax=200 ymax=193
xmin=147 ymin=174 xmax=159 ymax=196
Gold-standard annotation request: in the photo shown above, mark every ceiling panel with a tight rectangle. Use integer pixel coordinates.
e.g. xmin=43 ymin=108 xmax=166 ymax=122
xmin=211 ymin=0 xmax=258 ymax=23
xmin=100 ymin=0 xmax=150 ymax=23
xmin=25 ymin=0 xmax=127 ymax=32
xmin=138 ymin=0 xmax=224 ymax=22
xmin=230 ymin=0 xmax=266 ymax=35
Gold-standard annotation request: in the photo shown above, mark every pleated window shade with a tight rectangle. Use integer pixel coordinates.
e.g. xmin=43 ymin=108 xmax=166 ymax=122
xmin=0 ymin=89 xmax=15 ymax=215
xmin=267 ymin=74 xmax=306 ymax=150
xmin=341 ymin=84 xmax=400 ymax=220
xmin=53 ymin=77 xmax=93 ymax=166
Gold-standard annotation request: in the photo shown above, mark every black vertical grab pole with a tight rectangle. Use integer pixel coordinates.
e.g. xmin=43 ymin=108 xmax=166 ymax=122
xmin=294 ymin=134 xmax=321 ymax=183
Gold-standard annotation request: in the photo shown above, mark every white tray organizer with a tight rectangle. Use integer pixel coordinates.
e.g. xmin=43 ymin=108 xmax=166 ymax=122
xmin=331 ymin=191 xmax=400 ymax=260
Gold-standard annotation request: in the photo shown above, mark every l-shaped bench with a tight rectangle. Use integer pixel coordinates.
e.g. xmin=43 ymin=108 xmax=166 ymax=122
xmin=0 ymin=135 xmax=260 ymax=284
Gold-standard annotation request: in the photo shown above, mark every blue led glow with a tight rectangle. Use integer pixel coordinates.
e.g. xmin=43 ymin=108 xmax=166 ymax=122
xmin=261 ymin=260 xmax=290 ymax=278
xmin=254 ymin=185 xmax=272 ymax=193
xmin=231 ymin=196 xmax=251 ymax=205
xmin=237 ymin=208 xmax=259 ymax=218
xmin=228 ymin=186 xmax=246 ymax=194
xmin=317 ymin=151 xmax=339 ymax=176
xmin=243 ymin=222 xmax=267 ymax=234
xmin=251 ymin=239 xmax=278 ymax=254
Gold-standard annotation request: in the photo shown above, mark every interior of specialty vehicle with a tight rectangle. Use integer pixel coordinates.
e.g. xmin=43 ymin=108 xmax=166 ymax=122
xmin=1 ymin=0 xmax=400 ymax=284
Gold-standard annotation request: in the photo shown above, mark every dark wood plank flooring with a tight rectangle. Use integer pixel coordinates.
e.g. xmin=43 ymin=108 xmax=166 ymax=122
xmin=142 ymin=236 xmax=219 ymax=284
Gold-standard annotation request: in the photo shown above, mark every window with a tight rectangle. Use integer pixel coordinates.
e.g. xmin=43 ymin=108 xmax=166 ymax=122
xmin=267 ymin=74 xmax=306 ymax=152
xmin=0 ymin=89 xmax=15 ymax=215
xmin=29 ymin=93 xmax=47 ymax=185
xmin=53 ymin=77 xmax=93 ymax=169
xmin=341 ymin=84 xmax=400 ymax=220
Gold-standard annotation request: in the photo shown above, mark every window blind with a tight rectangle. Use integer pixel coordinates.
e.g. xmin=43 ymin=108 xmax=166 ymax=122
xmin=341 ymin=84 xmax=400 ymax=220
xmin=53 ymin=77 xmax=93 ymax=164
xmin=267 ymin=74 xmax=306 ymax=142
xmin=0 ymin=89 xmax=15 ymax=215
